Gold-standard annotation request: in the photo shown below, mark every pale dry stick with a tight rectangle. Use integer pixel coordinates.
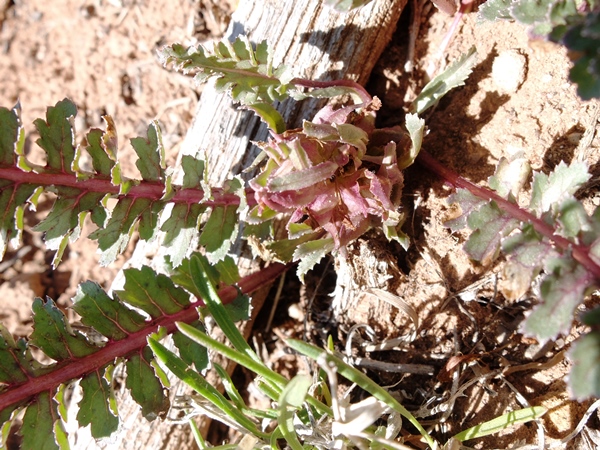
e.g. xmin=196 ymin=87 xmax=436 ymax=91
xmin=345 ymin=323 xmax=377 ymax=357
xmin=419 ymin=370 xmax=498 ymax=422
xmin=352 ymin=356 xmax=435 ymax=375
xmin=404 ymin=0 xmax=429 ymax=73
xmin=502 ymin=350 xmax=566 ymax=376
xmin=548 ymin=398 xmax=600 ymax=449
xmin=366 ymin=288 xmax=420 ymax=338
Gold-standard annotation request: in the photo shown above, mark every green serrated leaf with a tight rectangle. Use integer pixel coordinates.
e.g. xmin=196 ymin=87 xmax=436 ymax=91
xmin=511 ymin=0 xmax=555 ymax=25
xmin=116 ymin=266 xmax=190 ymax=318
xmin=0 ymin=324 xmax=33 ymax=384
xmin=446 ymin=188 xmax=488 ymax=231
xmin=293 ymin=238 xmax=335 ymax=282
xmin=501 ymin=225 xmax=554 ymax=300
xmin=125 ymin=347 xmax=169 ymax=421
xmin=477 ymin=0 xmax=512 ymax=21
xmin=33 ymin=188 xmax=106 ymax=241
xmin=30 ymin=298 xmax=97 ymax=360
xmin=412 ymin=47 xmax=478 ymax=115
xmin=224 ymin=292 xmax=251 ymax=323
xmin=0 ymin=182 xmax=37 ymax=260
xmin=160 ymin=37 xmax=291 ymax=105
xmin=71 ymin=281 xmax=147 ymax=340
xmin=161 ymin=203 xmax=205 ymax=268
xmin=21 ymin=391 xmax=65 ymax=450
xmin=0 ymin=104 xmax=23 ymax=166
xmin=530 ymin=161 xmax=590 ymax=216
xmin=173 ymin=321 xmax=209 ymax=372
xmin=558 ymin=197 xmax=594 ymax=238
xmin=568 ymin=330 xmax=600 ymax=399
xmin=465 ymin=201 xmax=519 ymax=264
xmin=85 ymin=118 xmax=118 ymax=177
xmin=34 ymin=99 xmax=78 ymax=175
xmin=214 ymin=255 xmax=240 ymax=285
xmin=199 ymin=205 xmax=239 ymax=263
xmin=89 ymin=197 xmax=159 ymax=265
xmin=77 ymin=366 xmax=119 ymax=438
xmin=181 ymin=154 xmax=205 ymax=189
xmin=131 ymin=121 xmax=165 ymax=182
xmin=523 ymin=256 xmax=596 ymax=341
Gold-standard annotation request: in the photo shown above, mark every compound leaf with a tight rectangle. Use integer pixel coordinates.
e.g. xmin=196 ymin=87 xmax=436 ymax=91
xmin=161 ymin=36 xmax=291 ymax=105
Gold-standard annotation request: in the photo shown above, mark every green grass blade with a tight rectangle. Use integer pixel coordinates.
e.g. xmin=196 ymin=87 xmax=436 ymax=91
xmin=148 ymin=337 xmax=267 ymax=439
xmin=453 ymin=406 xmax=547 ymax=442
xmin=286 ymin=338 xmax=435 ymax=448
xmin=189 ymin=254 xmax=260 ymax=362
xmin=277 ymin=374 xmax=312 ymax=450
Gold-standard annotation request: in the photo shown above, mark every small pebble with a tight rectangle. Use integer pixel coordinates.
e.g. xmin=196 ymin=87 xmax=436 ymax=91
xmin=492 ymin=50 xmax=527 ymax=93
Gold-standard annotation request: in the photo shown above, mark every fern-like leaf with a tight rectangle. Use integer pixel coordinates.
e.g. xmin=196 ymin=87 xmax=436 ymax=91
xmin=160 ymin=36 xmax=292 ymax=105
xmin=0 ymin=99 xmax=250 ymax=267
xmin=438 ymin=152 xmax=600 ymax=397
xmin=0 ymin=254 xmax=289 ymax=445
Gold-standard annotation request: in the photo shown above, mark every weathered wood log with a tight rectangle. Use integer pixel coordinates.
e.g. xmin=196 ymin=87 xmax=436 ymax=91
xmin=68 ymin=0 xmax=406 ymax=448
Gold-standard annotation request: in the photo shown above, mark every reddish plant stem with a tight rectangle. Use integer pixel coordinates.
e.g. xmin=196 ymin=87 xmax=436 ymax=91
xmin=417 ymin=150 xmax=600 ymax=280
xmin=291 ymin=78 xmax=373 ymax=105
xmin=0 ymin=166 xmax=256 ymax=207
xmin=0 ymin=262 xmax=290 ymax=413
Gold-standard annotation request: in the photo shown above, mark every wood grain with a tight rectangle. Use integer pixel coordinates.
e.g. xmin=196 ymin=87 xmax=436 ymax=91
xmin=68 ymin=0 xmax=406 ymax=448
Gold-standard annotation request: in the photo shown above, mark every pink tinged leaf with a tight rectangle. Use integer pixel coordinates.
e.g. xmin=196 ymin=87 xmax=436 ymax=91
xmin=312 ymin=104 xmax=356 ymax=125
xmin=568 ymin=331 xmax=600 ymax=400
xmin=446 ymin=189 xmax=488 ymax=231
xmin=303 ymin=121 xmax=339 ymax=140
xmin=268 ymin=161 xmax=338 ymax=192
xmin=464 ymin=201 xmax=519 ymax=265
xmin=365 ymin=171 xmax=394 ymax=211
xmin=287 ymin=138 xmax=312 ymax=170
xmin=500 ymin=225 xmax=556 ymax=300
xmin=339 ymin=180 xmax=370 ymax=217
xmin=523 ymin=256 xmax=597 ymax=342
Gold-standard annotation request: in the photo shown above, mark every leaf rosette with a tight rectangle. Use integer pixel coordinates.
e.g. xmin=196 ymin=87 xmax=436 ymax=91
xmin=247 ymin=102 xmax=409 ymax=268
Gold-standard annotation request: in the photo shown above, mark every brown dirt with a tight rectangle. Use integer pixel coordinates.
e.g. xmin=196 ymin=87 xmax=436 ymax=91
xmin=1 ymin=0 xmax=599 ymax=449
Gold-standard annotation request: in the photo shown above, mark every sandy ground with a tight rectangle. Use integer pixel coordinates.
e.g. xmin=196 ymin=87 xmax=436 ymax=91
xmin=1 ymin=0 xmax=599 ymax=448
